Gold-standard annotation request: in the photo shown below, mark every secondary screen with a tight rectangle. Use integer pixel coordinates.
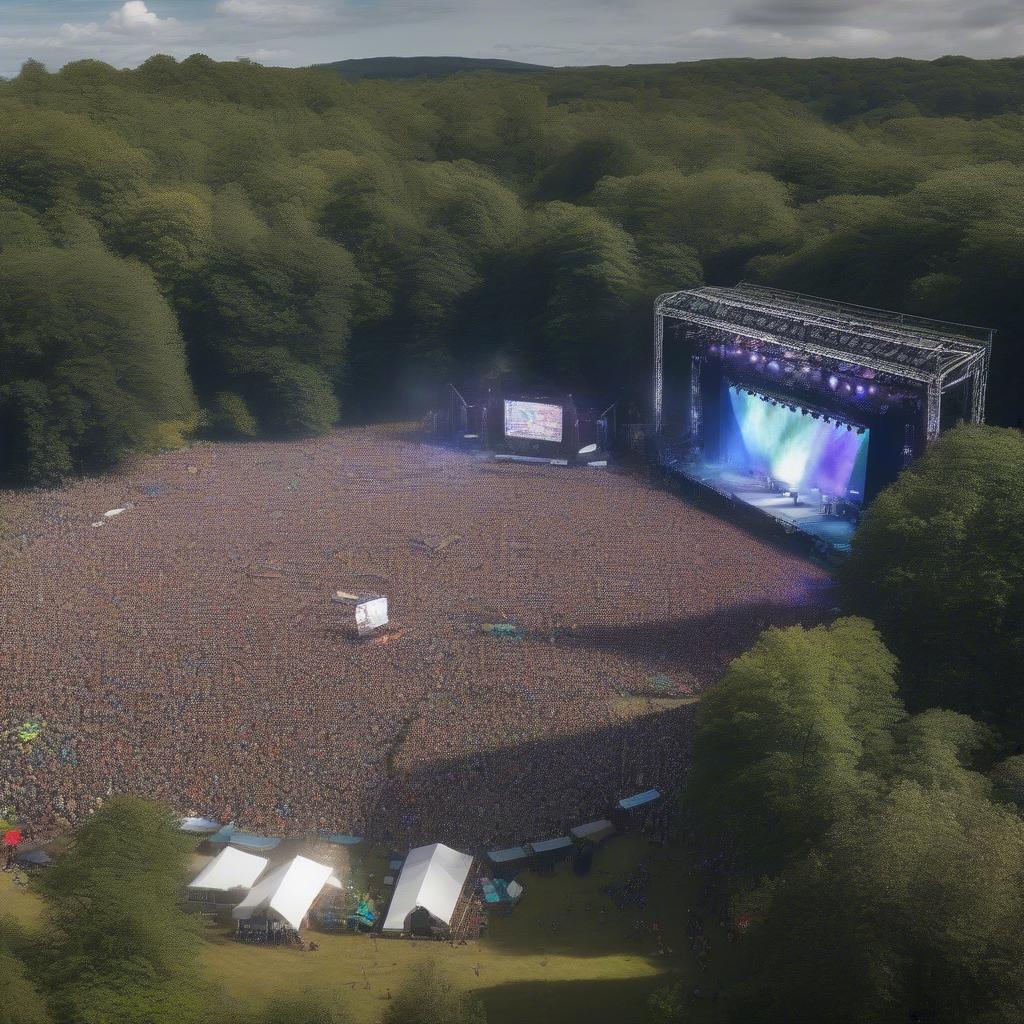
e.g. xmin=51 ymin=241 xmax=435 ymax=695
xmin=504 ymin=400 xmax=563 ymax=443
xmin=722 ymin=385 xmax=869 ymax=499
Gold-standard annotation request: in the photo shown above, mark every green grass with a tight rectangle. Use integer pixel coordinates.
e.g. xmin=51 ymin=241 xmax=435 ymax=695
xmin=0 ymin=870 xmax=44 ymax=928
xmin=2 ymin=836 xmax=736 ymax=1024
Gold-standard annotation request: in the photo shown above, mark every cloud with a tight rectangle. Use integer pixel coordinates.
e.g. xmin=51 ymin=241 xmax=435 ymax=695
xmin=732 ymin=0 xmax=884 ymax=27
xmin=109 ymin=1 xmax=180 ymax=35
xmin=56 ymin=2 xmax=184 ymax=45
xmin=217 ymin=0 xmax=327 ymax=24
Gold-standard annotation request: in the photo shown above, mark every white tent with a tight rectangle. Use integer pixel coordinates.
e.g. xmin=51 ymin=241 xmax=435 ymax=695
xmin=382 ymin=843 xmax=473 ymax=935
xmin=188 ymin=846 xmax=268 ymax=892
xmin=231 ymin=855 xmax=334 ymax=931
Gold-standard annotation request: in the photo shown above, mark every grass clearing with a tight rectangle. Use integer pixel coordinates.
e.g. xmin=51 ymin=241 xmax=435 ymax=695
xmin=3 ymin=835 xmax=736 ymax=1024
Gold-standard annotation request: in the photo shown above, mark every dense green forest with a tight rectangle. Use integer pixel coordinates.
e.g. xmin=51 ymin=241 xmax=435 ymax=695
xmin=1 ymin=53 xmax=1023 ymax=484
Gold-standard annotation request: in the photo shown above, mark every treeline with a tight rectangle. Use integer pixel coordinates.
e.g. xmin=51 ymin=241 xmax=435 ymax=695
xmin=658 ymin=425 xmax=1024 ymax=1024
xmin=2 ymin=54 xmax=1024 ymax=485
xmin=0 ymin=798 xmax=483 ymax=1024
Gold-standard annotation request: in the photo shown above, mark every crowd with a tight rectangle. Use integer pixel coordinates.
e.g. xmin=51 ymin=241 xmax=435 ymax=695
xmin=0 ymin=428 xmax=828 ymax=850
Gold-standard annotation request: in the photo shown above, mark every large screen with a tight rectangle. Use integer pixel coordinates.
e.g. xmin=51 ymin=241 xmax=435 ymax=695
xmin=722 ymin=385 xmax=869 ymax=499
xmin=504 ymin=400 xmax=563 ymax=443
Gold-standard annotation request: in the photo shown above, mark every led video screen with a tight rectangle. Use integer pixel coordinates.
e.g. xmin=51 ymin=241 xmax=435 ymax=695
xmin=504 ymin=400 xmax=563 ymax=443
xmin=723 ymin=385 xmax=869 ymax=499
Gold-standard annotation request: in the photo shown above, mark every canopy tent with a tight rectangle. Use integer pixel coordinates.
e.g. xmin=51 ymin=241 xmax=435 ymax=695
xmin=617 ymin=789 xmax=661 ymax=811
xmin=570 ymin=819 xmax=615 ymax=842
xmin=189 ymin=846 xmax=268 ymax=892
xmin=528 ymin=836 xmax=573 ymax=855
xmin=506 ymin=880 xmax=524 ymax=903
xmin=180 ymin=816 xmax=222 ymax=834
xmin=209 ymin=821 xmax=237 ymax=843
xmin=382 ymin=843 xmax=473 ymax=935
xmin=15 ymin=847 xmax=53 ymax=867
xmin=487 ymin=845 xmax=530 ymax=865
xmin=230 ymin=833 xmax=281 ymax=851
xmin=232 ymin=855 xmax=334 ymax=931
xmin=320 ymin=833 xmax=363 ymax=846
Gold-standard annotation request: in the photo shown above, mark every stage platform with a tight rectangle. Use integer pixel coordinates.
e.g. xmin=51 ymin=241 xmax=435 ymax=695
xmin=661 ymin=457 xmax=858 ymax=553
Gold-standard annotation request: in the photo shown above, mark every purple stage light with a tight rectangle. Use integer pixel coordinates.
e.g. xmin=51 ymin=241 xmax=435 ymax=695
xmin=828 ymin=375 xmax=839 ymax=389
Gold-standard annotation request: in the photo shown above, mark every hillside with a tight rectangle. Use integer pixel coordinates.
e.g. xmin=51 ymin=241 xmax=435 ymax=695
xmin=1 ymin=53 xmax=1023 ymax=486
xmin=313 ymin=55 xmax=551 ymax=80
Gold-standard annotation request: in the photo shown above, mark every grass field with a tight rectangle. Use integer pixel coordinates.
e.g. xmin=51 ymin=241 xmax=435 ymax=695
xmin=1 ymin=835 xmax=736 ymax=1024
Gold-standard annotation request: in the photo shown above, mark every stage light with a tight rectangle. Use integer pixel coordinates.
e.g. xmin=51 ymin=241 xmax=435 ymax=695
xmin=843 ymin=383 xmax=852 ymax=393
xmin=828 ymin=375 xmax=839 ymax=389
xmin=768 ymin=360 xmax=780 ymax=371
xmin=868 ymin=385 xmax=877 ymax=395
xmin=750 ymin=353 xmax=759 ymax=363
xmin=855 ymin=385 xmax=865 ymax=395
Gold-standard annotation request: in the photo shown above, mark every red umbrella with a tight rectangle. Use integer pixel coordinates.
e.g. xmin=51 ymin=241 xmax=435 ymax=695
xmin=3 ymin=829 xmax=23 ymax=847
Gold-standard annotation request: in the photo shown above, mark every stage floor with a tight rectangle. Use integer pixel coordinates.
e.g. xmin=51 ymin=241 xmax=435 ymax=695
xmin=665 ymin=459 xmax=858 ymax=551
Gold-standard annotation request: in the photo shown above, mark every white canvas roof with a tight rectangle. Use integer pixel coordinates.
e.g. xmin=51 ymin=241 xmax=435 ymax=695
xmin=231 ymin=855 xmax=334 ymax=930
xmin=188 ymin=846 xmax=268 ymax=891
xmin=382 ymin=843 xmax=473 ymax=934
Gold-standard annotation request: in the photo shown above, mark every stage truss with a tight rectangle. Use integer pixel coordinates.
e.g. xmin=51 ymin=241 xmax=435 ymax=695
xmin=654 ymin=283 xmax=993 ymax=445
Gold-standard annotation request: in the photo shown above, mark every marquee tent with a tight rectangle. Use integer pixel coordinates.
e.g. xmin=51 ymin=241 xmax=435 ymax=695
xmin=189 ymin=846 xmax=269 ymax=892
xmin=231 ymin=855 xmax=334 ymax=931
xmin=382 ymin=843 xmax=473 ymax=935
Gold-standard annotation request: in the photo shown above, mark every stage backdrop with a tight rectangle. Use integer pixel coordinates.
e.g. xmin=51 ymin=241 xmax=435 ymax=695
xmin=723 ymin=384 xmax=869 ymax=499
xmin=503 ymin=400 xmax=563 ymax=443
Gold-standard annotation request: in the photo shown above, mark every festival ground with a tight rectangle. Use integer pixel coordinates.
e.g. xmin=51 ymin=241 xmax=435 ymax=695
xmin=0 ymin=425 xmax=830 ymax=849
xmin=0 ymin=833 xmax=738 ymax=1024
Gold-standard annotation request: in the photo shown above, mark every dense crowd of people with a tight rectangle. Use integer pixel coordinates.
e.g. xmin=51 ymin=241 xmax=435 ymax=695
xmin=0 ymin=428 xmax=828 ymax=850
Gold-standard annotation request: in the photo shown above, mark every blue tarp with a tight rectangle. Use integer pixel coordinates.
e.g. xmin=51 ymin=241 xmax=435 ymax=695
xmin=321 ymin=833 xmax=363 ymax=846
xmin=230 ymin=833 xmax=281 ymax=850
xmin=487 ymin=846 xmax=530 ymax=863
xmin=618 ymin=789 xmax=661 ymax=811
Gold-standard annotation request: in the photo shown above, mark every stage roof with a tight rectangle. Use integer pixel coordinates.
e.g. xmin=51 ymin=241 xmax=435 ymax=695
xmin=383 ymin=843 xmax=473 ymax=934
xmin=189 ymin=846 xmax=268 ymax=891
xmin=656 ymin=283 xmax=992 ymax=385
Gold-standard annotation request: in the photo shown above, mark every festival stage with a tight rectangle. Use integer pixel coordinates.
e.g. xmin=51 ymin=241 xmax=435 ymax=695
xmin=663 ymin=456 xmax=858 ymax=552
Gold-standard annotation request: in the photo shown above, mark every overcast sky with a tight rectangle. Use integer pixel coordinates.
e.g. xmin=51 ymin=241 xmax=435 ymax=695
xmin=1 ymin=0 xmax=1022 ymax=78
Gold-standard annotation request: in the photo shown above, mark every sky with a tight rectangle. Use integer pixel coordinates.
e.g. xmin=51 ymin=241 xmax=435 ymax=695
xmin=1 ymin=0 xmax=1022 ymax=78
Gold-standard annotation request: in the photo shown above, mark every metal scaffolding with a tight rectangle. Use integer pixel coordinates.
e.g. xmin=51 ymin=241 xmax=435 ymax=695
xmin=654 ymin=283 xmax=993 ymax=445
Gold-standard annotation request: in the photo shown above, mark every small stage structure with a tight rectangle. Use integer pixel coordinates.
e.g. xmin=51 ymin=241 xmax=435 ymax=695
xmin=653 ymin=283 xmax=993 ymax=552
xmin=429 ymin=384 xmax=614 ymax=464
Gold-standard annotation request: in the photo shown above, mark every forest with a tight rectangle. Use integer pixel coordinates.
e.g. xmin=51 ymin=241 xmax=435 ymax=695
xmin=1 ymin=53 xmax=1024 ymax=483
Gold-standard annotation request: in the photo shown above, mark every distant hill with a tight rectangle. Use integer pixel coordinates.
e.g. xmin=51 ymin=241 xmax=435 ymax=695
xmin=313 ymin=55 xmax=552 ymax=81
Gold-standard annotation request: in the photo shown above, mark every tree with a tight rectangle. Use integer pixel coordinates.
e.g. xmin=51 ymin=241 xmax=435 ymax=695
xmin=734 ymin=781 xmax=1024 ymax=1024
xmin=0 ymin=918 xmax=52 ymax=1024
xmin=0 ymin=244 xmax=196 ymax=484
xmin=843 ymin=425 xmax=1024 ymax=722
xmin=381 ymin=963 xmax=485 ymax=1024
xmin=688 ymin=617 xmax=902 ymax=877
xmin=35 ymin=797 xmax=217 ymax=1024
